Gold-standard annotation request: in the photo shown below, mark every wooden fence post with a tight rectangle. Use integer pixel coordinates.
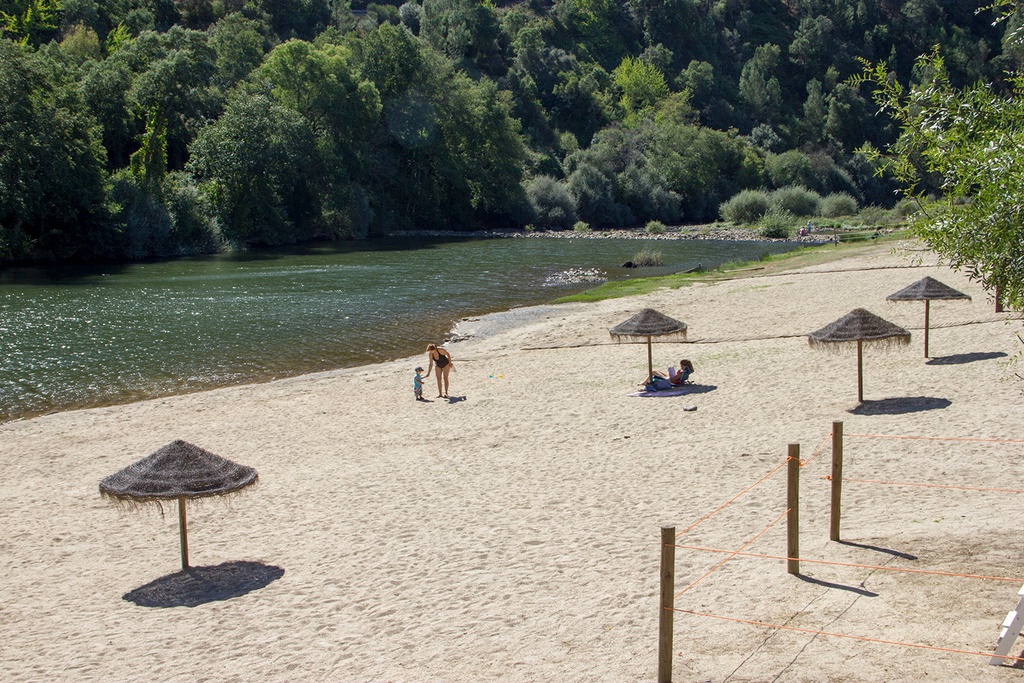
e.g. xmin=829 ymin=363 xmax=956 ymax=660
xmin=658 ymin=525 xmax=675 ymax=683
xmin=787 ymin=444 xmax=800 ymax=575
xmin=830 ymin=421 xmax=844 ymax=542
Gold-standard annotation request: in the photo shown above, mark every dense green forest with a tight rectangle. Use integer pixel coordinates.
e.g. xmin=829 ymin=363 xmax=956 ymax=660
xmin=1 ymin=0 xmax=1018 ymax=263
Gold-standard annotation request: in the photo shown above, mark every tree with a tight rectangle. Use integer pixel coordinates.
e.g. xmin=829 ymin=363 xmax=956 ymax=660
xmin=738 ymin=43 xmax=782 ymax=125
xmin=628 ymin=0 xmax=715 ymax=71
xmin=208 ymin=12 xmax=266 ymax=91
xmin=256 ymin=0 xmax=331 ymax=41
xmin=801 ymin=77 xmax=826 ymax=144
xmin=554 ymin=0 xmax=636 ymax=71
xmin=80 ymin=53 xmax=137 ymax=169
xmin=254 ymin=38 xmax=380 ymax=147
xmin=788 ymin=15 xmax=836 ymax=74
xmin=59 ymin=23 xmax=102 ymax=64
xmin=0 ymin=39 xmax=113 ymax=261
xmin=356 ymin=23 xmax=525 ymax=229
xmin=856 ymin=44 xmax=1024 ymax=311
xmin=187 ymin=89 xmax=321 ymax=245
xmin=1 ymin=0 xmax=59 ymax=45
xmin=826 ymin=81 xmax=875 ymax=152
xmin=613 ymin=55 xmax=668 ymax=114
xmin=124 ymin=27 xmax=217 ymax=188
xmin=647 ymin=118 xmax=761 ymax=222
xmin=421 ymin=0 xmax=500 ymax=72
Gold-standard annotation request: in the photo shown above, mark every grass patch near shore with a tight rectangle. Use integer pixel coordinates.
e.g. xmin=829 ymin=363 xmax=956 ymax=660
xmin=554 ymin=233 xmax=908 ymax=303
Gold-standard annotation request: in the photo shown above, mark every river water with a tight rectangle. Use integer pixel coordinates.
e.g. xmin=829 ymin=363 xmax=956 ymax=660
xmin=0 ymin=236 xmax=798 ymax=422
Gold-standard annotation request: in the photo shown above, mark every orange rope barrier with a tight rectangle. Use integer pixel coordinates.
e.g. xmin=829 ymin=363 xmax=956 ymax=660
xmin=802 ymin=431 xmax=833 ymax=466
xmin=836 ymin=476 xmax=1024 ymax=495
xmin=676 ymin=458 xmax=793 ymax=537
xmin=846 ymin=432 xmax=1024 ymax=444
xmin=672 ymin=608 xmax=1024 ymax=663
xmin=676 ymin=437 xmax=831 ymax=540
xmin=670 ymin=543 xmax=1024 ymax=583
xmin=674 ymin=509 xmax=790 ymax=599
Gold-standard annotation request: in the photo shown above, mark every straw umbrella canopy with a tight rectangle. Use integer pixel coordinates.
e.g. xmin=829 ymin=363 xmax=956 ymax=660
xmin=100 ymin=440 xmax=258 ymax=570
xmin=609 ymin=308 xmax=688 ymax=383
xmin=808 ymin=308 xmax=910 ymax=403
xmin=886 ymin=276 xmax=971 ymax=358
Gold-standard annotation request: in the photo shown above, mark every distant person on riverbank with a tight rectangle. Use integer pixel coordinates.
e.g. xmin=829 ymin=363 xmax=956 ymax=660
xmin=425 ymin=343 xmax=454 ymax=398
xmin=414 ymin=366 xmax=425 ymax=400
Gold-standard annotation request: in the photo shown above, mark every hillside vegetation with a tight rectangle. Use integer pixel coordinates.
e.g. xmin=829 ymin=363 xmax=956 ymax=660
xmin=1 ymin=0 xmax=1017 ymax=263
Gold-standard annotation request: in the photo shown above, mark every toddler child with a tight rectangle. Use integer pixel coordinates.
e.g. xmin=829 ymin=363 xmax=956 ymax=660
xmin=413 ymin=366 xmax=425 ymax=400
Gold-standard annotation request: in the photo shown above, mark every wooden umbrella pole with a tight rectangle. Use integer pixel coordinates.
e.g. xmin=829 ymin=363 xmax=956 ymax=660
xmin=830 ymin=421 xmax=844 ymax=542
xmin=647 ymin=337 xmax=654 ymax=383
xmin=924 ymin=300 xmax=931 ymax=358
xmin=856 ymin=339 xmax=863 ymax=403
xmin=178 ymin=496 xmax=189 ymax=569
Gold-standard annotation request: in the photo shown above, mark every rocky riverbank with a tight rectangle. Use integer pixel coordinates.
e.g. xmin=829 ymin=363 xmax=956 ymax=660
xmin=387 ymin=223 xmax=838 ymax=244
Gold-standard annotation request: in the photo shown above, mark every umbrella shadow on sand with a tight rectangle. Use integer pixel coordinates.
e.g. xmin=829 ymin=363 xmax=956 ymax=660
xmin=124 ymin=560 xmax=284 ymax=608
xmin=677 ymin=383 xmax=717 ymax=395
xmin=848 ymin=396 xmax=952 ymax=416
xmin=629 ymin=383 xmax=718 ymax=397
xmin=926 ymin=351 xmax=1008 ymax=366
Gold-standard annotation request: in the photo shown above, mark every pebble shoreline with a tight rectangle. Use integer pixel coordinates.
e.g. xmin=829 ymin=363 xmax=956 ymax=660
xmin=387 ymin=224 xmax=836 ymax=244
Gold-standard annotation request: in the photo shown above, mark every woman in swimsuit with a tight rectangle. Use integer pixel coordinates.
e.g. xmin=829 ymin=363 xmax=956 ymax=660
xmin=425 ymin=343 xmax=454 ymax=398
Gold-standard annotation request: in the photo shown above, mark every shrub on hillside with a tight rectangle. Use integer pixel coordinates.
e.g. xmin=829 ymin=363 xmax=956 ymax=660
xmin=645 ymin=220 xmax=667 ymax=234
xmin=895 ymin=197 xmax=922 ymax=218
xmin=856 ymin=205 xmax=892 ymax=226
xmin=757 ymin=208 xmax=794 ymax=239
xmin=525 ymin=175 xmax=577 ymax=229
xmin=770 ymin=185 xmax=821 ymax=217
xmin=820 ymin=192 xmax=858 ymax=218
xmin=765 ymin=150 xmax=818 ymax=190
xmin=719 ymin=189 xmax=771 ymax=224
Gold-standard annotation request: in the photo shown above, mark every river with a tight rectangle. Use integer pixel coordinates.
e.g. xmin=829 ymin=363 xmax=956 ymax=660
xmin=0 ymin=236 xmax=800 ymax=422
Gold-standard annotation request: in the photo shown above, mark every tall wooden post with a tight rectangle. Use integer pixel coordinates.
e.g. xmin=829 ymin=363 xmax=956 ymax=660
xmin=658 ymin=526 xmax=675 ymax=683
xmin=787 ymin=444 xmax=800 ymax=575
xmin=923 ymin=300 xmax=931 ymax=358
xmin=178 ymin=496 xmax=190 ymax=569
xmin=830 ymin=421 xmax=844 ymax=541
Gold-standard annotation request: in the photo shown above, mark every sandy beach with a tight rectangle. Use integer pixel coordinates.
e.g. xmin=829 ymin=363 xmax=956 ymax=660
xmin=2 ymin=239 xmax=1023 ymax=682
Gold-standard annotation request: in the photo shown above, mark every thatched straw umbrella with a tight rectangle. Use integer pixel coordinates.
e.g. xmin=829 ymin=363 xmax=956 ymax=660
xmin=886 ymin=276 xmax=971 ymax=358
xmin=100 ymin=440 xmax=258 ymax=570
xmin=609 ymin=308 xmax=688 ymax=383
xmin=809 ymin=308 xmax=911 ymax=403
